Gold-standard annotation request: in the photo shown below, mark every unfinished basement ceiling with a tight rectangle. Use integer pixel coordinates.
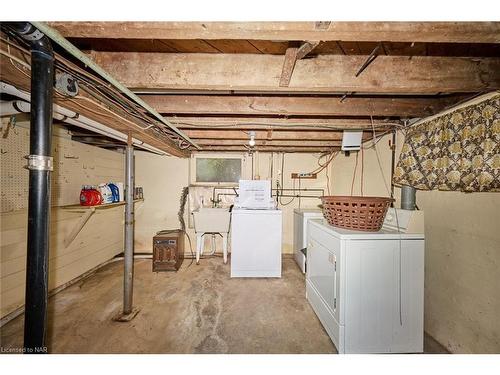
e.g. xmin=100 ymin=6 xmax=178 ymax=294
xmin=16 ymin=22 xmax=500 ymax=153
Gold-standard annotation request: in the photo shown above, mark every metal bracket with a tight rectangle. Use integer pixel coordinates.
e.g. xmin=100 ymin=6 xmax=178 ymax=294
xmin=24 ymin=155 xmax=53 ymax=171
xmin=22 ymin=29 xmax=44 ymax=41
xmin=355 ymin=42 xmax=383 ymax=77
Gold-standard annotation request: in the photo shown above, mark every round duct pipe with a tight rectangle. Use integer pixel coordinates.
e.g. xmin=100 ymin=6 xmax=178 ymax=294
xmin=401 ymin=185 xmax=417 ymax=210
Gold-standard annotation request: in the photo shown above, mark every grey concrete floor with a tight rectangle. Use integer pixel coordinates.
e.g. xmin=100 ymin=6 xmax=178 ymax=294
xmin=0 ymin=257 xmax=448 ymax=354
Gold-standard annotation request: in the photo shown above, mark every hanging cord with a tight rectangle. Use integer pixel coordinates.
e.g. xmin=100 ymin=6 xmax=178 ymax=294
xmin=298 ymin=151 xmax=337 ymax=197
xmin=326 ymin=158 xmax=331 ymax=196
xmin=370 ymin=116 xmax=403 ymax=326
xmin=310 ymin=151 xmax=337 ymax=175
xmin=350 ymin=151 xmax=359 ymax=196
xmin=298 ymin=177 xmax=302 ymax=209
xmin=270 ymin=152 xmax=274 ymax=181
xmin=279 ymin=153 xmax=295 ymax=206
xmin=360 ymin=147 xmax=364 ymax=196
xmin=156 ymin=186 xmax=194 ymax=268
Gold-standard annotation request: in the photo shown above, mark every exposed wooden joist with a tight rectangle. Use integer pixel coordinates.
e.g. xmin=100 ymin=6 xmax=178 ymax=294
xmin=183 ymin=130 xmax=372 ymax=141
xmin=198 ymin=145 xmax=339 ymax=153
xmin=48 ymin=22 xmax=500 ymax=43
xmin=168 ymin=116 xmax=396 ymax=130
xmin=195 ymin=139 xmax=342 ymax=147
xmin=140 ymin=95 xmax=453 ymax=117
xmin=91 ymin=52 xmax=500 ymax=94
xmin=0 ymin=48 xmax=189 ymax=157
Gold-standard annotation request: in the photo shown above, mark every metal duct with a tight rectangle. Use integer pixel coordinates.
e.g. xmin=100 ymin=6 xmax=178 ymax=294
xmin=401 ymin=185 xmax=417 ymax=210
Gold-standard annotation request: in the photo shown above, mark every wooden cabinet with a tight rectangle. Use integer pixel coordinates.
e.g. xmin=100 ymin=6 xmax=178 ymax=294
xmin=152 ymin=231 xmax=184 ymax=272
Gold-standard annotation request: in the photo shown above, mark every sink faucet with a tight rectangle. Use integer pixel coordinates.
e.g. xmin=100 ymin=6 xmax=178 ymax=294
xmin=210 ymin=198 xmax=222 ymax=208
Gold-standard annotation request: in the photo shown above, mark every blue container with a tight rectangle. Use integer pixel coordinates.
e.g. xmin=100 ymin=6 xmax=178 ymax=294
xmin=108 ymin=183 xmax=120 ymax=203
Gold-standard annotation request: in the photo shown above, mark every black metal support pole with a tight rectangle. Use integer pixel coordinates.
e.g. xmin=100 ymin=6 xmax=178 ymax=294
xmin=7 ymin=23 xmax=55 ymax=353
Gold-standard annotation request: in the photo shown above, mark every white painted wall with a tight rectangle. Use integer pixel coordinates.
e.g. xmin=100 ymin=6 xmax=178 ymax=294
xmin=134 ymin=151 xmax=330 ymax=255
xmin=0 ymin=120 xmax=125 ymax=319
xmin=329 ymin=133 xmax=500 ymax=353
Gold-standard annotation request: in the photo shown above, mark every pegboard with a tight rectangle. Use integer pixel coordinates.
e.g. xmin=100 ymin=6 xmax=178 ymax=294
xmin=1 ymin=119 xmax=125 ymax=213
xmin=0 ymin=121 xmax=30 ymax=212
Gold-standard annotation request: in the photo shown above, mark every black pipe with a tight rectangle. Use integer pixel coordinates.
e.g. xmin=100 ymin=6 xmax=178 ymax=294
xmin=8 ymin=23 xmax=54 ymax=353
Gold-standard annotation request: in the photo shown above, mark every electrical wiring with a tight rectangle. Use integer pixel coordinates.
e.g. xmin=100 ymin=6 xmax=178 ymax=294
xmin=169 ymin=119 xmax=403 ymax=131
xmin=1 ymin=42 xmax=31 ymax=78
xmin=309 ymin=151 xmax=337 ymax=175
xmin=369 ymin=115 xmax=404 ymax=327
xmin=350 ymin=151 xmax=359 ymax=196
xmin=278 ymin=153 xmax=295 ymax=206
xmin=1 ymin=32 xmax=195 ymax=151
xmin=360 ymin=147 xmax=364 ymax=196
xmin=279 ymin=178 xmax=297 ymax=206
xmin=269 ymin=152 xmax=274 ymax=181
xmin=325 ymin=157 xmax=331 ymax=195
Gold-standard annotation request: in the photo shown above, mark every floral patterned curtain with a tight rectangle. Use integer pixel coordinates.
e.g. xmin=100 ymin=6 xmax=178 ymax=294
xmin=393 ymin=92 xmax=500 ymax=192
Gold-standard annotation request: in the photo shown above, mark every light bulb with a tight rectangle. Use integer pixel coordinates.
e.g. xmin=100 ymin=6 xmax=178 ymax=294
xmin=248 ymin=131 xmax=256 ymax=147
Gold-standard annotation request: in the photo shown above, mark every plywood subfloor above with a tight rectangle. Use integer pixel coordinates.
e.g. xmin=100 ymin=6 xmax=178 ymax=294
xmin=68 ymin=38 xmax=500 ymax=56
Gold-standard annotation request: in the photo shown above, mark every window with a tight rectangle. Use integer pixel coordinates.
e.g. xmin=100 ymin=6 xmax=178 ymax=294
xmin=195 ymin=158 xmax=242 ymax=183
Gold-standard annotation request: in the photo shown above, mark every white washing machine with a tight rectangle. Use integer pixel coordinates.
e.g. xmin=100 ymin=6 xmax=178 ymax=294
xmin=293 ymin=209 xmax=324 ymax=273
xmin=230 ymin=208 xmax=282 ymax=278
xmin=306 ymin=208 xmax=425 ymax=353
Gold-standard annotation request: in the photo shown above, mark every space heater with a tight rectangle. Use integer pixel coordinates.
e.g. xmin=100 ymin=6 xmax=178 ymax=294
xmin=152 ymin=230 xmax=184 ymax=271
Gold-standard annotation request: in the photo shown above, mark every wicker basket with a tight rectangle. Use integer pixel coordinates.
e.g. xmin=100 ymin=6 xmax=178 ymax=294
xmin=321 ymin=196 xmax=394 ymax=232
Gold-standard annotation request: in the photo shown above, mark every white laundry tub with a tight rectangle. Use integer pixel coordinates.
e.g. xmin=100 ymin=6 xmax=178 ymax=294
xmin=192 ymin=207 xmax=231 ymax=264
xmin=192 ymin=207 xmax=231 ymax=234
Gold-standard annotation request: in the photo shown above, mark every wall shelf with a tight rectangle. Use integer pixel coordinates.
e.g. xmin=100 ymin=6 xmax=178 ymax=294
xmin=62 ymin=199 xmax=144 ymax=247
xmin=61 ymin=199 xmax=143 ymax=211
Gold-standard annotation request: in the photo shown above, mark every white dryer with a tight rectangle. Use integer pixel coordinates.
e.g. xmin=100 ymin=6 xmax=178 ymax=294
xmin=293 ymin=209 xmax=323 ymax=273
xmin=306 ymin=208 xmax=425 ymax=353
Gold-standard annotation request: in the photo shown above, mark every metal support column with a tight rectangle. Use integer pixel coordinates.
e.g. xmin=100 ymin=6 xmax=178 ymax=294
xmin=123 ymin=134 xmax=135 ymax=315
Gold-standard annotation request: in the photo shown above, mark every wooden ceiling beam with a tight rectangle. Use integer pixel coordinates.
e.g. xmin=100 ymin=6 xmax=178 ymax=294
xmin=140 ymin=94 xmax=453 ymax=117
xmin=0 ymin=39 xmax=190 ymax=157
xmin=182 ymin=129 xmax=373 ymax=141
xmin=48 ymin=22 xmax=500 ymax=43
xmin=91 ymin=52 xmax=500 ymax=94
xmin=198 ymin=145 xmax=340 ymax=153
xmin=195 ymin=139 xmax=342 ymax=147
xmin=168 ymin=116 xmax=396 ymax=130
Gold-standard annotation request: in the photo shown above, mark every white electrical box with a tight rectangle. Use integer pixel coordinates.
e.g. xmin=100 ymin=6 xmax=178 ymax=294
xmin=341 ymin=130 xmax=363 ymax=151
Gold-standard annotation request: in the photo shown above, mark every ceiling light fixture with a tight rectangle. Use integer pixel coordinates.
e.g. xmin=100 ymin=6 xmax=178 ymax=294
xmin=248 ymin=131 xmax=256 ymax=147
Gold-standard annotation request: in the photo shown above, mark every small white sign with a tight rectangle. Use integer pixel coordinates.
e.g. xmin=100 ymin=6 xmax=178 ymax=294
xmin=235 ymin=180 xmax=275 ymax=209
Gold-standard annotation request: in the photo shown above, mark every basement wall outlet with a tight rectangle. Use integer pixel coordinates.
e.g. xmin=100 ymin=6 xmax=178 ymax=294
xmin=291 ymin=173 xmax=317 ymax=179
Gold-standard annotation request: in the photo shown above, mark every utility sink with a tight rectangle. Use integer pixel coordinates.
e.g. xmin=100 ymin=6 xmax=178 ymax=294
xmin=192 ymin=207 xmax=231 ymax=233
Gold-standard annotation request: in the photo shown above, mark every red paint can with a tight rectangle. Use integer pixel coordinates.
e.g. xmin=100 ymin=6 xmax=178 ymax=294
xmin=80 ymin=186 xmax=103 ymax=206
